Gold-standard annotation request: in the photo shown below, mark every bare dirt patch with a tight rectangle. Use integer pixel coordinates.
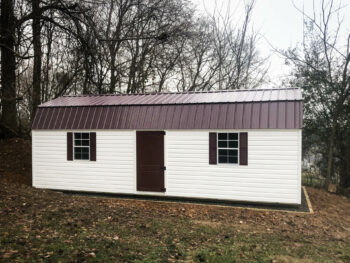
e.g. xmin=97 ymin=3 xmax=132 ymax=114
xmin=0 ymin=138 xmax=31 ymax=185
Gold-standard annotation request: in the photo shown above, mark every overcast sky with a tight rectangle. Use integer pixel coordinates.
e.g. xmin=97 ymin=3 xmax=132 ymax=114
xmin=191 ymin=0 xmax=350 ymax=87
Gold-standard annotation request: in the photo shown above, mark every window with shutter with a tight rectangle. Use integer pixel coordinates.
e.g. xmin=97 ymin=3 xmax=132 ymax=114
xmin=67 ymin=132 xmax=96 ymax=161
xmin=209 ymin=132 xmax=248 ymax=166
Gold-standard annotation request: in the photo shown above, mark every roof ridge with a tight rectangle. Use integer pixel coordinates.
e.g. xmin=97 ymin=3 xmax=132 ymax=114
xmin=62 ymin=87 xmax=300 ymax=98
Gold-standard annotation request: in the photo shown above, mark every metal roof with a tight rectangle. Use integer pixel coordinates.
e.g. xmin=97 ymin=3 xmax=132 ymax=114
xmin=39 ymin=88 xmax=302 ymax=107
xmin=32 ymin=88 xmax=303 ymax=130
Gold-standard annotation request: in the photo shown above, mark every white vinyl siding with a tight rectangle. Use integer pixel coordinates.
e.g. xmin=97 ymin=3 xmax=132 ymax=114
xmin=32 ymin=129 xmax=301 ymax=204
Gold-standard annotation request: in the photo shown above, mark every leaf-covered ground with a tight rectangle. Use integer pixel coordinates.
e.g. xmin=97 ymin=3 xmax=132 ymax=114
xmin=1 ymin=139 xmax=350 ymax=262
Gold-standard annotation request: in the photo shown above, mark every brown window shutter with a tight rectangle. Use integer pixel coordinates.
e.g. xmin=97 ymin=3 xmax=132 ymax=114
xmin=67 ymin=132 xmax=73 ymax=161
xmin=90 ymin=132 xmax=96 ymax=161
xmin=239 ymin=132 xmax=248 ymax=165
xmin=209 ymin=132 xmax=217 ymax=164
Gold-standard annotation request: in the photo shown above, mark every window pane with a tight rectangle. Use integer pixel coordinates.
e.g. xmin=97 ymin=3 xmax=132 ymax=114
xmin=81 ymin=147 xmax=89 ymax=154
xmin=228 ymin=149 xmax=238 ymax=156
xmin=218 ymin=133 xmax=227 ymax=140
xmin=75 ymin=140 xmax=81 ymax=146
xmin=219 ymin=149 xmax=228 ymax=156
xmin=74 ymin=133 xmax=81 ymax=139
xmin=75 ymin=152 xmax=81 ymax=159
xmin=82 ymin=140 xmax=90 ymax=146
xmin=74 ymin=147 xmax=81 ymax=154
xmin=82 ymin=133 xmax=89 ymax=139
xmin=229 ymin=133 xmax=238 ymax=140
xmin=229 ymin=141 xmax=238 ymax=148
xmin=228 ymin=156 xmax=238 ymax=164
xmin=82 ymin=153 xmax=89 ymax=160
xmin=218 ymin=141 xmax=228 ymax=148
xmin=218 ymin=156 xmax=228 ymax=163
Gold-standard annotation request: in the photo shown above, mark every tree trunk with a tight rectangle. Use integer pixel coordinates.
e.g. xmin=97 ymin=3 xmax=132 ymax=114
xmin=83 ymin=70 xmax=90 ymax=95
xmin=326 ymin=123 xmax=337 ymax=188
xmin=82 ymin=49 xmax=91 ymax=95
xmin=110 ymin=53 xmax=117 ymax=94
xmin=346 ymin=136 xmax=350 ymax=188
xmin=158 ymin=75 xmax=166 ymax=92
xmin=31 ymin=0 xmax=42 ymax=121
xmin=43 ymin=21 xmax=53 ymax=103
xmin=340 ymin=133 xmax=350 ymax=189
xmin=0 ymin=0 xmax=18 ymax=137
xmin=347 ymin=135 xmax=350 ymax=187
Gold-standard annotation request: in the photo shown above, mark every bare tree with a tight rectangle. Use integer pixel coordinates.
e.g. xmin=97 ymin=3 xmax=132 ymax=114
xmin=0 ymin=0 xmax=18 ymax=137
xmin=283 ymin=0 xmax=350 ymax=189
xmin=174 ymin=0 xmax=268 ymax=92
xmin=31 ymin=0 xmax=42 ymax=120
xmin=208 ymin=0 xmax=268 ymax=90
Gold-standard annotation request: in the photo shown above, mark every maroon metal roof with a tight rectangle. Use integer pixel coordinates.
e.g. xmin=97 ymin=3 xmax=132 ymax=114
xmin=39 ymin=88 xmax=302 ymax=107
xmin=32 ymin=88 xmax=303 ymax=130
xmin=32 ymin=102 xmax=303 ymax=130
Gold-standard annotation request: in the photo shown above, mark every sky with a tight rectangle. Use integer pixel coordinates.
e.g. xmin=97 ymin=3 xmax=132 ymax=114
xmin=191 ymin=0 xmax=350 ymax=87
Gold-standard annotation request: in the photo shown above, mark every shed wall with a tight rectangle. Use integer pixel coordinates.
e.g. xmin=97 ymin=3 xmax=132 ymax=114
xmin=32 ymin=130 xmax=136 ymax=193
xmin=32 ymin=129 xmax=301 ymax=204
xmin=165 ymin=130 xmax=301 ymax=204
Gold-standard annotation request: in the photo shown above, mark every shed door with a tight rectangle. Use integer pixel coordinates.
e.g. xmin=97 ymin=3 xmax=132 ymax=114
xmin=136 ymin=131 xmax=165 ymax=192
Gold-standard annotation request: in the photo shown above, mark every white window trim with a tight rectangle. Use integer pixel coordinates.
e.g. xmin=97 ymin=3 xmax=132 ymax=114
xmin=73 ymin=132 xmax=90 ymax=161
xmin=217 ymin=132 xmax=239 ymax=165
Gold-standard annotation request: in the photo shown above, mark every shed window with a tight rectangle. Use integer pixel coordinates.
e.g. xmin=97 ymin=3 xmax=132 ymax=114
xmin=217 ymin=133 xmax=239 ymax=164
xmin=74 ymin=133 xmax=90 ymax=160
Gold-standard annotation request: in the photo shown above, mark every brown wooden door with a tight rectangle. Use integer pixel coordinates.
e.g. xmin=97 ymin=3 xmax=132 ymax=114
xmin=136 ymin=131 xmax=165 ymax=192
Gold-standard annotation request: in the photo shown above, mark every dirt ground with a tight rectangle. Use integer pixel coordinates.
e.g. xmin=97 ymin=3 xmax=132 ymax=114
xmin=0 ymin=138 xmax=32 ymax=186
xmin=1 ymin=138 xmax=350 ymax=262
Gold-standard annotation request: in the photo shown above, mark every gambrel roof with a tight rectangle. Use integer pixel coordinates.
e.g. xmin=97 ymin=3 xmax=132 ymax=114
xmin=32 ymin=88 xmax=303 ymax=130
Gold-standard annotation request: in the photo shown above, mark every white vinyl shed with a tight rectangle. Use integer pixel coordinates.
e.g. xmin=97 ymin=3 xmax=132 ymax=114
xmin=31 ymin=88 xmax=303 ymax=205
